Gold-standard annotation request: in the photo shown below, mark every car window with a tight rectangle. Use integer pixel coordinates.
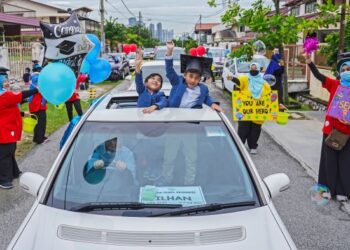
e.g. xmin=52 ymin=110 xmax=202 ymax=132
xmin=141 ymin=65 xmax=181 ymax=82
xmin=229 ymin=64 xmax=236 ymax=74
xmin=127 ymin=53 xmax=136 ymax=59
xmin=155 ymin=48 xmax=184 ymax=60
xmin=48 ymin=122 xmax=258 ymax=214
xmin=237 ymin=62 xmax=251 ymax=73
xmin=208 ymin=49 xmax=225 ymax=58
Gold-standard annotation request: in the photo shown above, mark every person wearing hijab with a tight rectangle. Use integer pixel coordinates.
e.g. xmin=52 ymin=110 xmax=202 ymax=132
xmin=229 ymin=63 xmax=271 ymax=154
xmin=266 ymin=50 xmax=285 ymax=104
xmin=0 ymin=86 xmax=38 ymax=189
xmin=304 ymin=52 xmax=350 ymax=208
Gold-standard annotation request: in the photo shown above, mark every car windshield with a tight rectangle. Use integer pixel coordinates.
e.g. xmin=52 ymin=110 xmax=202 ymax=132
xmin=141 ymin=65 xmax=181 ymax=83
xmin=127 ymin=53 xmax=136 ymax=59
xmin=48 ymin=121 xmax=258 ymax=215
xmin=155 ymin=48 xmax=184 ymax=60
xmin=208 ymin=49 xmax=225 ymax=58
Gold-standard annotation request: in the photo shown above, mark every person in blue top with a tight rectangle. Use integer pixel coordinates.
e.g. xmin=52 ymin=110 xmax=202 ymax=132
xmin=134 ymin=49 xmax=168 ymax=114
xmin=165 ymin=41 xmax=222 ymax=111
xmin=85 ymin=137 xmax=136 ymax=182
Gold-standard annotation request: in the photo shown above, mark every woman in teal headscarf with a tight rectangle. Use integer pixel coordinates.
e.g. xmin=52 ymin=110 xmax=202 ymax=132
xmin=304 ymin=52 xmax=350 ymax=209
xmin=230 ymin=63 xmax=271 ymax=154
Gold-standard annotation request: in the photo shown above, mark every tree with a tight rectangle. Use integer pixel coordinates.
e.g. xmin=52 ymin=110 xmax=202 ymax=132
xmin=208 ymin=0 xmax=339 ymax=104
xmin=174 ymin=37 xmax=198 ymax=53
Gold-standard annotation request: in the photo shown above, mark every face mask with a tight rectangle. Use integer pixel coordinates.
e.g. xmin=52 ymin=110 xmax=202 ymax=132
xmin=249 ymin=70 xmax=259 ymax=76
xmin=340 ymin=71 xmax=350 ymax=87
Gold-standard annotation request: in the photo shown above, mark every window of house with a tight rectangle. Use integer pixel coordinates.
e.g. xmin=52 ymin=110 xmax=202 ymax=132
xmin=305 ymin=1 xmax=317 ymax=14
xmin=290 ymin=6 xmax=300 ymax=16
xmin=59 ymin=18 xmax=65 ymax=23
xmin=239 ymin=25 xmax=245 ymax=32
xmin=49 ymin=17 xmax=57 ymax=24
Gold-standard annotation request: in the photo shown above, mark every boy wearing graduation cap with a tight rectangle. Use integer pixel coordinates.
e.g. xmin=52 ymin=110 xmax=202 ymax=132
xmin=135 ymin=49 xmax=168 ymax=113
xmin=28 ymin=61 xmax=48 ymax=144
xmin=165 ymin=41 xmax=222 ymax=111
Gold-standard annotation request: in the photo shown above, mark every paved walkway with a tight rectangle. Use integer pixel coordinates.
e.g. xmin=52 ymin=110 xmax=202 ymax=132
xmin=263 ymin=111 xmax=325 ymax=180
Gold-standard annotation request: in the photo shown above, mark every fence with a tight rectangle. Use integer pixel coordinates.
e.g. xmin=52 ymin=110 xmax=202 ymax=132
xmin=1 ymin=42 xmax=44 ymax=81
xmin=284 ymin=44 xmax=307 ymax=81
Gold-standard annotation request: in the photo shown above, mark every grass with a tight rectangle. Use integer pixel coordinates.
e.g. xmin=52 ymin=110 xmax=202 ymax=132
xmin=287 ymin=96 xmax=312 ymax=111
xmin=16 ymin=80 xmax=121 ymax=158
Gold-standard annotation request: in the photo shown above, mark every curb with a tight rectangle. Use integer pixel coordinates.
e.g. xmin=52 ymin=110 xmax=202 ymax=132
xmin=262 ymin=125 xmax=318 ymax=181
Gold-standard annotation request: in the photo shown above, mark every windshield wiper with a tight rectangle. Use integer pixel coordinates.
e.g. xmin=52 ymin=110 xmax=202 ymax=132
xmin=70 ymin=202 xmax=183 ymax=212
xmin=149 ymin=201 xmax=256 ymax=217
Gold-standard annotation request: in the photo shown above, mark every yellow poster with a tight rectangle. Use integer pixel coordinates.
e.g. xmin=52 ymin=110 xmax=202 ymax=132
xmin=232 ymin=90 xmax=279 ymax=121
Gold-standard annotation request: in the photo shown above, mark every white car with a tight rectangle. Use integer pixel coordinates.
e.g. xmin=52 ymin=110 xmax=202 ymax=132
xmin=128 ymin=60 xmax=181 ymax=93
xmin=8 ymin=92 xmax=296 ymax=250
xmin=222 ymin=56 xmax=271 ymax=92
xmin=154 ymin=46 xmax=185 ymax=61
xmin=127 ymin=52 xmax=136 ymax=71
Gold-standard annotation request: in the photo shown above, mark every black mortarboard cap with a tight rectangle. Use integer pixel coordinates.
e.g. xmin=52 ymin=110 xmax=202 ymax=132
xmin=180 ymin=54 xmax=213 ymax=77
xmin=0 ymin=66 xmax=9 ymax=75
xmin=56 ymin=40 xmax=76 ymax=55
xmin=337 ymin=52 xmax=350 ymax=72
xmin=32 ymin=60 xmax=39 ymax=64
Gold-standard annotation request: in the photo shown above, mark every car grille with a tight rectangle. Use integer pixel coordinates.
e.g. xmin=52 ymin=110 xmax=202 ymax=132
xmin=58 ymin=225 xmax=245 ymax=246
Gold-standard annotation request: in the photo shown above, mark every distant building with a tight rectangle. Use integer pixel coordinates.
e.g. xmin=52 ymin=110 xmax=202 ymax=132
xmin=194 ymin=22 xmax=220 ymax=44
xmin=157 ymin=22 xmax=162 ymax=42
xmin=167 ymin=29 xmax=174 ymax=41
xmin=128 ymin=17 xmax=137 ymax=27
xmin=3 ymin=0 xmax=100 ymax=35
xmin=149 ymin=23 xmax=156 ymax=38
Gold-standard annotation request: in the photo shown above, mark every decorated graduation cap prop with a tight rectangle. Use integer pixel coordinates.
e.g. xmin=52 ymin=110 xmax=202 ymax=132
xmin=0 ymin=66 xmax=9 ymax=75
xmin=180 ymin=54 xmax=213 ymax=78
xmin=56 ymin=40 xmax=76 ymax=55
xmin=337 ymin=52 xmax=350 ymax=72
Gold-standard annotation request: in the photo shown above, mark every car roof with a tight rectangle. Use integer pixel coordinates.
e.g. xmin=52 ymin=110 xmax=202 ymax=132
xmin=140 ymin=60 xmax=181 ymax=67
xmin=89 ymin=91 xmax=221 ymax=122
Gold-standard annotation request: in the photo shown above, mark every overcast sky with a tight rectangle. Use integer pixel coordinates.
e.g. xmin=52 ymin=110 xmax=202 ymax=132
xmin=37 ymin=0 xmax=273 ymax=36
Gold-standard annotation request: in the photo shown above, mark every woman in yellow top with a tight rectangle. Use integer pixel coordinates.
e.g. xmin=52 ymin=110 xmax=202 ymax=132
xmin=230 ymin=63 xmax=271 ymax=154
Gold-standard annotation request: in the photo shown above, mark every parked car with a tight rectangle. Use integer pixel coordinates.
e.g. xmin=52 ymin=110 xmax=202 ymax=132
xmin=128 ymin=60 xmax=181 ymax=93
xmin=222 ymin=56 xmax=270 ymax=92
xmin=154 ymin=46 xmax=185 ymax=60
xmin=105 ymin=53 xmax=130 ymax=81
xmin=9 ymin=89 xmax=296 ymax=250
xmin=127 ymin=52 xmax=137 ymax=71
xmin=206 ymin=47 xmax=226 ymax=77
xmin=143 ymin=48 xmax=155 ymax=59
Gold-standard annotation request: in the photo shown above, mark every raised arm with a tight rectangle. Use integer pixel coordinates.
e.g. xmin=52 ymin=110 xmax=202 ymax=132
xmin=304 ymin=53 xmax=326 ymax=84
xmin=135 ymin=49 xmax=145 ymax=94
xmin=165 ymin=41 xmax=180 ymax=86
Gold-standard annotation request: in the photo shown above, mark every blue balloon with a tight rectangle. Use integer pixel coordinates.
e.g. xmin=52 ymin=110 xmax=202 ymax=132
xmin=86 ymin=34 xmax=101 ymax=63
xmin=38 ymin=63 xmax=76 ymax=105
xmin=80 ymin=59 xmax=91 ymax=74
xmin=89 ymin=59 xmax=111 ymax=84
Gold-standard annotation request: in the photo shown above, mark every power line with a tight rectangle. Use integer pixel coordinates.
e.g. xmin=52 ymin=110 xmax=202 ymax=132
xmin=120 ymin=0 xmax=136 ymax=17
xmin=105 ymin=0 xmax=129 ymax=19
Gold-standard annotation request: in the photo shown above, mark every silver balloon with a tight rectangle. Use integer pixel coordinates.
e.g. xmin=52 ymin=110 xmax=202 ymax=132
xmin=263 ymin=74 xmax=276 ymax=87
xmin=253 ymin=40 xmax=266 ymax=56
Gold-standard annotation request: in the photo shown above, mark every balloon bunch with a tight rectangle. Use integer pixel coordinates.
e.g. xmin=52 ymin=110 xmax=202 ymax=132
xmin=189 ymin=45 xmax=206 ymax=57
xmin=123 ymin=43 xmax=137 ymax=54
xmin=81 ymin=34 xmax=112 ymax=84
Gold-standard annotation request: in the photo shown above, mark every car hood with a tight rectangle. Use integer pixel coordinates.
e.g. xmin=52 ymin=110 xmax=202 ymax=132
xmin=10 ymin=204 xmax=294 ymax=250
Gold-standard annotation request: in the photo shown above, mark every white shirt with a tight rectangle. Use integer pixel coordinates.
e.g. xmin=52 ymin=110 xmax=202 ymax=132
xmin=179 ymin=86 xmax=201 ymax=108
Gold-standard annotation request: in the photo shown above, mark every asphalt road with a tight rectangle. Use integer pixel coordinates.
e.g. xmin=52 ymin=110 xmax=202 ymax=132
xmin=1 ymin=79 xmax=350 ymax=250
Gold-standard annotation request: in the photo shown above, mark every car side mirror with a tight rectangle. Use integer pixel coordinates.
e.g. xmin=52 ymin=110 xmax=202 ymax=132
xmin=20 ymin=172 xmax=45 ymax=197
xmin=263 ymin=173 xmax=290 ymax=199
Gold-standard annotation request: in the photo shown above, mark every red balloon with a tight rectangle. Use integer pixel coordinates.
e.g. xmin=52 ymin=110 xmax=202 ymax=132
xmin=130 ymin=44 xmax=137 ymax=52
xmin=189 ymin=48 xmax=197 ymax=56
xmin=196 ymin=46 xmax=206 ymax=57
xmin=123 ymin=44 xmax=131 ymax=54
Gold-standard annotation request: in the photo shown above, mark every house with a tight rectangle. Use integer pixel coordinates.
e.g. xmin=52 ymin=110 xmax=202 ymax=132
xmin=194 ymin=23 xmax=220 ymax=45
xmin=3 ymin=0 xmax=100 ymax=35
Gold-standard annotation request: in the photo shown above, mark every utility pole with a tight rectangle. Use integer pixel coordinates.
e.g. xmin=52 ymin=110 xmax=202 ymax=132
xmin=339 ymin=0 xmax=346 ymax=55
xmin=138 ymin=11 xmax=142 ymax=37
xmin=100 ymin=0 xmax=105 ymax=54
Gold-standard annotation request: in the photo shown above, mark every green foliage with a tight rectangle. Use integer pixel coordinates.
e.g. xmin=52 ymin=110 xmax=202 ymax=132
xmin=320 ymin=19 xmax=350 ymax=72
xmin=214 ymin=0 xmax=339 ymax=49
xmin=174 ymin=37 xmax=198 ymax=53
xmin=104 ymin=18 xmax=160 ymax=50
xmin=230 ymin=42 xmax=254 ymax=61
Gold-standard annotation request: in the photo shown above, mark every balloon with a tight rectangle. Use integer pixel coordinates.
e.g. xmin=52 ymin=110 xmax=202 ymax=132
xmin=123 ymin=44 xmax=131 ymax=54
xmin=263 ymin=74 xmax=276 ymax=87
xmin=253 ymin=40 xmax=266 ymax=56
xmin=86 ymin=34 xmax=101 ymax=62
xmin=196 ymin=46 xmax=206 ymax=57
xmin=38 ymin=62 xmax=76 ymax=105
xmin=80 ymin=59 xmax=90 ymax=74
xmin=89 ymin=59 xmax=111 ymax=84
xmin=130 ymin=44 xmax=137 ymax=52
xmin=189 ymin=48 xmax=197 ymax=56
